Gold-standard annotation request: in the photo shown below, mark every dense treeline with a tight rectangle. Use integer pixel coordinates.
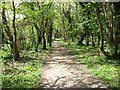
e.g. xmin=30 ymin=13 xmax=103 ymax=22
xmin=1 ymin=2 xmax=120 ymax=59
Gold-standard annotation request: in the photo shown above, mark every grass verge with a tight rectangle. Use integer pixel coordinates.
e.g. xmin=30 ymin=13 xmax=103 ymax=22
xmin=60 ymin=41 xmax=119 ymax=89
xmin=1 ymin=49 xmax=50 ymax=88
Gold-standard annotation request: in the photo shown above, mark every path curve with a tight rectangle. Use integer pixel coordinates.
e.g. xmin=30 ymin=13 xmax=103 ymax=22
xmin=41 ymin=39 xmax=109 ymax=89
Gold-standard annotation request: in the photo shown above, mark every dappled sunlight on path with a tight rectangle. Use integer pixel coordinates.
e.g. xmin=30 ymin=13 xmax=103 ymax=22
xmin=41 ymin=39 xmax=109 ymax=89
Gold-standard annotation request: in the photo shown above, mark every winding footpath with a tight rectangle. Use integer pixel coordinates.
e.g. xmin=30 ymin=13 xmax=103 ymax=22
xmin=41 ymin=39 xmax=109 ymax=89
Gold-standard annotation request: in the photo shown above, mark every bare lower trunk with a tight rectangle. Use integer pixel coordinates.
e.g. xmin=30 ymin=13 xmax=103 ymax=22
xmin=64 ymin=32 xmax=67 ymax=42
xmin=93 ymin=3 xmax=111 ymax=58
xmin=91 ymin=32 xmax=95 ymax=47
xmin=2 ymin=3 xmax=13 ymax=49
xmin=33 ymin=23 xmax=42 ymax=52
xmin=49 ymin=21 xmax=53 ymax=47
xmin=85 ymin=28 xmax=89 ymax=46
xmin=77 ymin=34 xmax=84 ymax=45
xmin=42 ymin=31 xmax=47 ymax=50
xmin=12 ymin=1 xmax=20 ymax=60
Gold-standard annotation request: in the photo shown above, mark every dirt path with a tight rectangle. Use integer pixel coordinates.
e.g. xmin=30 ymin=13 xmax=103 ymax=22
xmin=41 ymin=39 xmax=109 ymax=89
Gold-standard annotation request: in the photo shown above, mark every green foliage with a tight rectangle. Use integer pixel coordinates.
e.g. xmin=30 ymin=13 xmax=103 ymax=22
xmin=92 ymin=65 xmax=119 ymax=88
xmin=60 ymin=41 xmax=68 ymax=47
xmin=1 ymin=45 xmax=13 ymax=61
xmin=3 ymin=62 xmax=43 ymax=88
xmin=2 ymin=49 xmax=50 ymax=88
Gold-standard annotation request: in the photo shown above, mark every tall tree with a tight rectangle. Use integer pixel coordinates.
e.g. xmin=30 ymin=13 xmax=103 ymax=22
xmin=12 ymin=1 xmax=20 ymax=60
xmin=92 ymin=2 xmax=120 ymax=58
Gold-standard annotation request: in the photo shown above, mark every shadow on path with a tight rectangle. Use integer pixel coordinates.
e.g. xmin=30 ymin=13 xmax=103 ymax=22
xmin=41 ymin=39 xmax=109 ymax=89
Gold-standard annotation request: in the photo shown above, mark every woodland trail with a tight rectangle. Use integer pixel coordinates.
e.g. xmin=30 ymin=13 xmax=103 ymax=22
xmin=41 ymin=39 xmax=109 ymax=89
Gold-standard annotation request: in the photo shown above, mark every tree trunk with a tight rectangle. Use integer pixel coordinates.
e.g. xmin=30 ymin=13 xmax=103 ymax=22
xmin=102 ymin=3 xmax=115 ymax=47
xmin=64 ymin=32 xmax=67 ymax=42
xmin=2 ymin=2 xmax=20 ymax=60
xmin=2 ymin=3 xmax=13 ymax=49
xmin=77 ymin=33 xmax=85 ymax=45
xmin=90 ymin=28 xmax=95 ymax=47
xmin=30 ymin=25 xmax=34 ymax=50
xmin=85 ymin=27 xmax=89 ymax=46
xmin=42 ymin=31 xmax=47 ymax=50
xmin=12 ymin=1 xmax=20 ymax=60
xmin=97 ymin=34 xmax=100 ymax=45
xmin=49 ymin=21 xmax=53 ymax=47
xmin=93 ymin=3 xmax=111 ymax=58
xmin=33 ymin=23 xmax=42 ymax=52
xmin=113 ymin=2 xmax=120 ymax=57
xmin=91 ymin=32 xmax=95 ymax=47
xmin=71 ymin=37 xmax=74 ymax=42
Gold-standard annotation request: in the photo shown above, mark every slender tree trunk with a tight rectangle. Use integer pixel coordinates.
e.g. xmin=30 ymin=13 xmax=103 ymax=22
xmin=42 ymin=31 xmax=47 ymax=50
xmin=2 ymin=2 xmax=20 ymax=60
xmin=30 ymin=25 xmax=34 ymax=50
xmin=33 ymin=23 xmax=42 ymax=52
xmin=102 ymin=3 xmax=115 ymax=47
xmin=71 ymin=37 xmax=74 ymax=42
xmin=77 ymin=33 xmax=85 ymax=45
xmin=85 ymin=27 xmax=89 ymax=46
xmin=12 ymin=1 xmax=20 ymax=60
xmin=54 ymin=29 xmax=58 ymax=38
xmin=93 ymin=3 xmax=111 ymax=58
xmin=64 ymin=32 xmax=67 ymax=42
xmin=97 ymin=34 xmax=100 ymax=45
xmin=113 ymin=2 xmax=120 ymax=57
xmin=2 ymin=3 xmax=13 ymax=49
xmin=90 ymin=28 xmax=95 ymax=47
xmin=91 ymin=32 xmax=95 ymax=47
xmin=49 ymin=21 xmax=53 ymax=47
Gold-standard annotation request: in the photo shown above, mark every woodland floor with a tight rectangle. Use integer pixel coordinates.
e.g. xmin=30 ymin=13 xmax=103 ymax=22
xmin=40 ymin=39 xmax=109 ymax=89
